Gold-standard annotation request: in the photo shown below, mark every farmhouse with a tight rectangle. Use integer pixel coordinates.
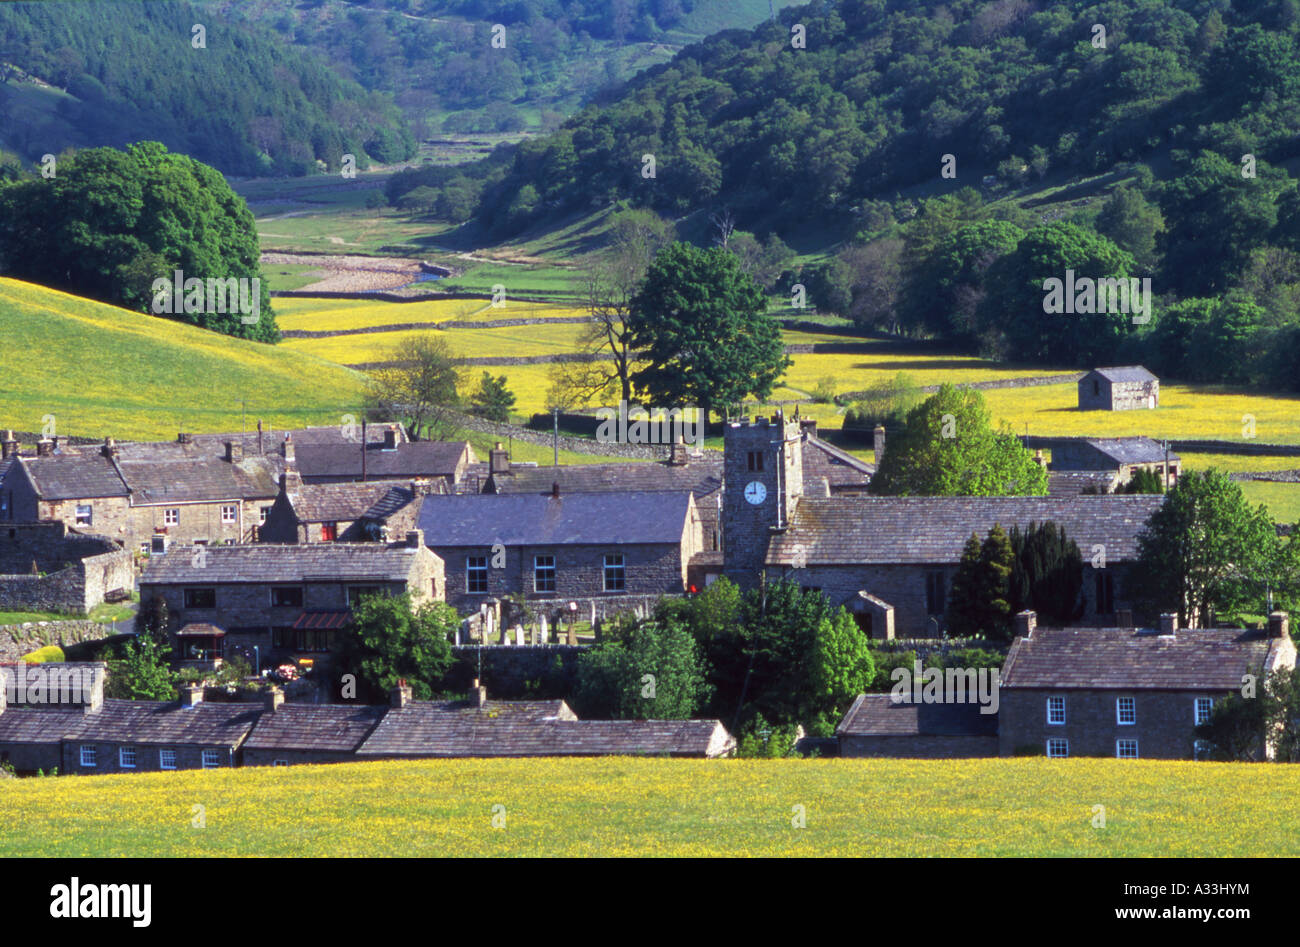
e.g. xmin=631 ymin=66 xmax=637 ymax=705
xmin=138 ymin=533 xmax=443 ymax=674
xmin=415 ymin=489 xmax=705 ymax=614
xmin=1078 ymin=366 xmax=1159 ymax=411
xmin=997 ymin=610 xmax=1297 ymax=760
xmin=1049 ymin=436 xmax=1180 ymax=489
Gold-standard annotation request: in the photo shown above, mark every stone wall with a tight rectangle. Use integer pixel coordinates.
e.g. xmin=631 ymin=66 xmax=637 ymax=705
xmin=0 ymin=620 xmax=106 ymax=662
xmin=443 ymin=643 xmax=590 ymax=698
xmin=0 ymin=523 xmax=134 ymax=614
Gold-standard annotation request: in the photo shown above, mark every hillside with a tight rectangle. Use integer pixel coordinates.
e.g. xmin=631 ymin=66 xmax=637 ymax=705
xmin=0 ymin=279 xmax=367 ymax=440
xmin=2 ymin=755 xmax=1298 ymax=856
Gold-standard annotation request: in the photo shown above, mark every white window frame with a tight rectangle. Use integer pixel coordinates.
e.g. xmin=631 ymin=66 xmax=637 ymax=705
xmin=1046 ymin=738 xmax=1069 ymax=759
xmin=603 ymin=553 xmax=626 ymax=592
xmin=75 ymin=503 xmax=93 ymax=526
xmin=159 ymin=748 xmax=177 ymax=770
xmin=164 ymin=508 xmax=180 ymax=526
xmin=1046 ymin=696 xmax=1066 ymax=725
xmin=1116 ymin=696 xmax=1136 ymax=725
xmin=533 ymin=554 xmax=556 ymax=593
xmin=220 ymin=504 xmax=238 ymax=524
xmin=79 ymin=745 xmax=97 ymax=767
xmin=259 ymin=506 xmax=271 ymax=523
xmin=118 ymin=746 xmax=136 ymax=769
xmin=1194 ymin=697 xmax=1213 ymax=726
xmin=201 ymin=749 xmax=221 ymax=769
xmin=1116 ymin=739 xmax=1139 ymax=759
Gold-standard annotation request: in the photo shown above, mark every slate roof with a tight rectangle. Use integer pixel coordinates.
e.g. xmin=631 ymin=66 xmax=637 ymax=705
xmin=286 ymin=481 xmax=408 ymax=523
xmin=1088 ymin=366 xmax=1157 ymax=384
xmin=490 ymin=459 xmax=722 ymax=499
xmin=1081 ymin=437 xmax=1179 ymax=466
xmin=244 ymin=704 xmax=386 ymax=752
xmin=356 ymin=700 xmax=732 ymax=757
xmin=1000 ymin=626 xmax=1280 ymax=690
xmin=836 ymin=694 xmax=998 ymax=737
xmin=17 ymin=454 xmax=128 ymax=500
xmin=766 ymin=495 xmax=1164 ymax=565
xmin=416 ymin=491 xmax=694 ymax=546
xmin=140 ymin=542 xmax=427 ymax=584
xmin=801 ymin=435 xmax=874 ymax=491
xmin=0 ymin=706 xmax=87 ymax=743
xmin=0 ymin=699 xmax=260 ymax=747
xmin=295 ymin=441 xmax=470 ymax=480
xmin=1047 ymin=470 xmax=1120 ymax=495
xmin=117 ymin=457 xmax=279 ymax=503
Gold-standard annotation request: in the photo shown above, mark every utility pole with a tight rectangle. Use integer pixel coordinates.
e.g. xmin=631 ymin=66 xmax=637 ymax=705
xmin=553 ymin=407 xmax=559 ymax=466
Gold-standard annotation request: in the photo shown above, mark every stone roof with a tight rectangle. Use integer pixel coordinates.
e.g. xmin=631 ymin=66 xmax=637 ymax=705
xmin=490 ymin=459 xmax=722 ymax=499
xmin=766 ymin=495 xmax=1164 ymax=566
xmin=1081 ymin=437 xmax=1178 ymax=466
xmin=356 ymin=699 xmax=733 ymax=758
xmin=243 ymin=704 xmax=387 ymax=752
xmin=1087 ymin=366 xmax=1157 ymax=384
xmin=286 ymin=481 xmax=410 ymax=523
xmin=0 ymin=699 xmax=260 ymax=747
xmin=1047 ymin=471 xmax=1120 ymax=495
xmin=295 ymin=441 xmax=470 ymax=480
xmin=17 ymin=454 xmax=129 ymax=500
xmin=117 ymin=456 xmax=280 ymax=503
xmin=140 ymin=541 xmax=428 ymax=584
xmin=835 ymin=694 xmax=998 ymax=737
xmin=1000 ymin=626 xmax=1280 ymax=690
xmin=416 ymin=491 xmax=695 ymax=546
xmin=801 ymin=435 xmax=874 ymax=491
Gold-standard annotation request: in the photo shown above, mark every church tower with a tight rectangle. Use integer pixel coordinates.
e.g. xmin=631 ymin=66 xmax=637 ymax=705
xmin=722 ymin=410 xmax=803 ymax=586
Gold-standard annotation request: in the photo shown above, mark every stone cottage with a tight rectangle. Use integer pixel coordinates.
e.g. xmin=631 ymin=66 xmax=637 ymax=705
xmin=1078 ymin=366 xmax=1159 ymax=411
xmin=1049 ymin=436 xmax=1180 ymax=489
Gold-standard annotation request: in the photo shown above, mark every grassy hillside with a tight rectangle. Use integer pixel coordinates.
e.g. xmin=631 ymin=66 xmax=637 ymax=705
xmin=0 ymin=279 xmax=367 ymax=440
xmin=3 ymin=756 xmax=1298 ymax=857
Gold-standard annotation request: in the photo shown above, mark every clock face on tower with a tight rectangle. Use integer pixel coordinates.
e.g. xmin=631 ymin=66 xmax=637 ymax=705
xmin=744 ymin=481 xmax=767 ymax=505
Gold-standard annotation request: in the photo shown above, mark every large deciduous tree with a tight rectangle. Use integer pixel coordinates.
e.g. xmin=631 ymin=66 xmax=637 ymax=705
xmin=364 ymin=335 xmax=464 ymax=441
xmin=335 ymin=592 xmax=457 ymax=702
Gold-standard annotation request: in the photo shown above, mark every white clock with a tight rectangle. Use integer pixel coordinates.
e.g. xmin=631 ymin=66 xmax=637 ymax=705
xmin=744 ymin=481 xmax=767 ymax=505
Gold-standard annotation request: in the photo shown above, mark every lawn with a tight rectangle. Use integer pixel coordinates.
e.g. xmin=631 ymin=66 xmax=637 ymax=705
xmin=281 ymin=321 xmax=591 ymax=365
xmin=0 ymin=279 xmax=367 ymax=441
xmin=1239 ymin=481 xmax=1300 ymax=525
xmin=2 ymin=756 xmax=1298 ymax=857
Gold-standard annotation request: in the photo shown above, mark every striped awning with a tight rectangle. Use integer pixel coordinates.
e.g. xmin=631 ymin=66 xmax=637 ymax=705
xmin=292 ymin=610 xmax=352 ymax=630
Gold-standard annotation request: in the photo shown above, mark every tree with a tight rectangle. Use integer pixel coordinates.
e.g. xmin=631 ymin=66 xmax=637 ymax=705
xmin=868 ymin=384 xmax=1048 ymax=496
xmin=1120 ymin=468 xmax=1165 ymax=494
xmin=335 ymin=592 xmax=457 ymax=702
xmin=946 ymin=524 xmax=1015 ymax=640
xmin=105 ymin=636 xmax=176 ymax=701
xmin=897 ymin=219 xmax=1024 ymax=340
xmin=364 ymin=335 xmax=464 ymax=441
xmin=572 ymin=615 xmax=710 ymax=719
xmin=1094 ymin=185 xmax=1164 ymax=272
xmin=1127 ymin=470 xmax=1278 ymax=628
xmin=468 ymin=371 xmax=516 ymax=422
xmin=626 ymin=242 xmax=789 ymax=424
xmin=1007 ymin=521 xmax=1085 ymax=625
xmin=134 ymin=593 xmax=170 ymax=647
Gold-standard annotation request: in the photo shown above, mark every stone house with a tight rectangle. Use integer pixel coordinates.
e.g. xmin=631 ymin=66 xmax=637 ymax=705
xmin=1078 ymin=366 xmax=1159 ymax=411
xmin=294 ymin=425 xmax=476 ymax=491
xmin=1049 ymin=436 xmax=1180 ymax=490
xmin=0 ymin=521 xmax=134 ymax=614
xmin=836 ymin=694 xmax=998 ymax=758
xmin=241 ymin=693 xmax=388 ymax=766
xmin=259 ymin=474 xmax=430 ymax=544
xmin=137 ymin=533 xmax=443 ymax=674
xmin=416 ymin=489 xmax=704 ymax=615
xmin=997 ymin=610 xmax=1297 ymax=759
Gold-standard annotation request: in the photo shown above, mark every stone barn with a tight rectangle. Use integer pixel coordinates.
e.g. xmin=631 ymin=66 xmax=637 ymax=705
xmin=1078 ymin=366 xmax=1158 ymax=411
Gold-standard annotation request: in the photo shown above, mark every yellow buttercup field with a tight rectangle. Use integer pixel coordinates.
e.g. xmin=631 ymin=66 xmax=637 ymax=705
xmin=4 ymin=757 xmax=1299 ymax=857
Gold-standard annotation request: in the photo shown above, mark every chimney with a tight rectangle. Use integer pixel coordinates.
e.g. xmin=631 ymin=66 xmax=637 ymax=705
xmin=1033 ymin=449 xmax=1046 ymax=469
xmin=257 ymin=419 xmax=264 ymax=455
xmin=1014 ymin=610 xmax=1037 ymax=639
xmin=179 ymin=683 xmax=204 ymax=708
xmin=1 ymin=431 xmax=16 ymax=459
xmin=551 ymin=481 xmax=560 ymax=499
xmin=391 ymin=679 xmax=412 ymax=708
xmin=669 ymin=436 xmax=689 ymax=466
xmin=82 ymin=665 xmax=104 ymax=714
xmin=873 ymin=425 xmax=886 ymax=466
xmin=406 ymin=529 xmax=424 ymax=548
xmin=50 ymin=435 xmax=60 ymax=452
xmin=178 ymin=431 xmax=192 ymax=445
xmin=281 ymin=434 xmax=294 ymax=464
xmin=469 ymin=678 xmax=487 ymax=708
xmin=35 ymin=438 xmax=52 ymax=457
xmin=799 ymin=418 xmax=818 ymax=437
xmin=101 ymin=436 xmax=117 ymax=458
xmin=265 ymin=686 xmax=284 ymax=712
xmin=279 ymin=468 xmax=301 ymax=493
xmin=225 ymin=440 xmax=243 ymax=463
xmin=383 ymin=425 xmax=398 ymax=450
xmin=1159 ymin=613 xmax=1177 ymax=636
xmin=1269 ymin=611 xmax=1290 ymax=640
xmin=489 ymin=442 xmax=510 ymax=475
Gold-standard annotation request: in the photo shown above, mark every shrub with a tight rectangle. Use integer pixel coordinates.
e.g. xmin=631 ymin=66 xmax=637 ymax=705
xmin=22 ymin=645 xmax=64 ymax=664
xmin=811 ymin=377 xmax=838 ymax=403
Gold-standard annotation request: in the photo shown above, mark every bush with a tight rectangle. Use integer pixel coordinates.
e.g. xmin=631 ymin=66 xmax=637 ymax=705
xmin=868 ymin=648 xmax=917 ymax=690
xmin=810 ymin=377 xmax=838 ymax=404
xmin=22 ymin=645 xmax=64 ymax=664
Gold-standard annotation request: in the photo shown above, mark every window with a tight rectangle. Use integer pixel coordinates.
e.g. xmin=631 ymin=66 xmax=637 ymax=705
xmin=271 ymin=587 xmax=304 ymax=608
xmin=1095 ymin=572 xmax=1115 ymax=614
xmin=534 ymin=555 xmax=556 ymax=593
xmin=603 ymin=554 xmax=626 ymax=592
xmin=1116 ymin=739 xmax=1139 ymax=759
xmin=1047 ymin=696 xmax=1066 ymax=725
xmin=259 ymin=506 xmax=271 ymax=523
xmin=1195 ymin=697 xmax=1214 ymax=726
xmin=164 ymin=508 xmax=179 ymax=526
xmin=294 ymin=629 xmax=331 ymax=652
xmin=139 ymin=542 xmax=149 ymax=555
xmin=184 ymin=587 xmax=216 ymax=609
xmin=430 ymin=577 xmax=438 ymax=598
xmin=221 ymin=504 xmax=237 ymax=524
xmin=272 ymin=626 xmax=294 ymax=649
xmin=80 ymin=745 xmax=97 ymax=767
xmin=1116 ymin=697 xmax=1136 ymax=725
xmin=347 ymin=586 xmax=381 ymax=606
xmin=1093 ymin=379 xmax=1100 ymax=396
xmin=202 ymin=749 xmax=222 ymax=768
xmin=1047 ymin=738 xmax=1069 ymax=758
xmin=925 ymin=571 xmax=945 ymax=615
xmin=466 ymin=556 xmax=488 ymax=594
xmin=159 ymin=749 xmax=176 ymax=770
xmin=746 ymin=451 xmax=765 ymax=472
xmin=151 ymin=535 xmax=169 ymax=554
xmin=119 ymin=746 xmax=136 ymax=769
xmin=320 ymin=521 xmax=337 ymax=542
xmin=273 ymin=759 xmax=289 ymax=767
xmin=75 ymin=504 xmax=92 ymax=526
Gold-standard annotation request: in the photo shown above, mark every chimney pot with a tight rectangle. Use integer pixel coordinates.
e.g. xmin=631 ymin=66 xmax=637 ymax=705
xmin=1015 ymin=610 xmax=1037 ymax=639
xmin=489 ymin=444 xmax=510 ymax=475
xmin=101 ymin=437 xmax=117 ymax=458
xmin=1159 ymin=613 xmax=1177 ymax=635
xmin=178 ymin=431 xmax=192 ymax=445
xmin=551 ymin=481 xmax=560 ymax=498
xmin=35 ymin=438 xmax=52 ymax=457
xmin=225 ymin=440 xmax=243 ymax=463
xmin=281 ymin=434 xmax=295 ymax=463
xmin=391 ymin=681 xmax=412 ymax=708
xmin=669 ymin=436 xmax=688 ymax=466
xmin=873 ymin=424 xmax=886 ymax=467
xmin=406 ymin=529 xmax=424 ymax=549
xmin=470 ymin=678 xmax=487 ymax=708
xmin=1 ymin=431 xmax=16 ymax=460
xmin=1269 ymin=611 xmax=1290 ymax=640
xmin=384 ymin=426 xmax=398 ymax=450
xmin=265 ymin=686 xmax=284 ymax=712
xmin=179 ymin=683 xmax=204 ymax=707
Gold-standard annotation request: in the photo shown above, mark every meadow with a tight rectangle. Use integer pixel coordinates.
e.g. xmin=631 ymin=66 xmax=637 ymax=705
xmin=2 ymin=756 xmax=1298 ymax=857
